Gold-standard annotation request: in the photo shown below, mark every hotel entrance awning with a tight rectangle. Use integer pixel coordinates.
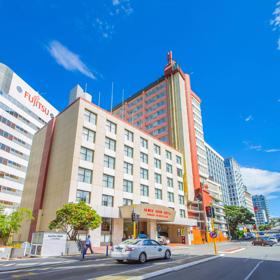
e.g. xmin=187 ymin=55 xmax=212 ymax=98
xmin=119 ymin=204 xmax=175 ymax=222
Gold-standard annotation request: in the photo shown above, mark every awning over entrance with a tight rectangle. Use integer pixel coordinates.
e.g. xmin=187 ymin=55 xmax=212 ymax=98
xmin=120 ymin=204 xmax=175 ymax=222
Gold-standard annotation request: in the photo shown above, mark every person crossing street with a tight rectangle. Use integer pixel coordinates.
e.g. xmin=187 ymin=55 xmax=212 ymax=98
xmin=82 ymin=235 xmax=94 ymax=259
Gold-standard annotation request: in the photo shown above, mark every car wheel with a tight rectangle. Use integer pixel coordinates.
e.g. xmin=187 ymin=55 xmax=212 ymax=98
xmin=116 ymin=260 xmax=124 ymax=263
xmin=165 ymin=250 xmax=171 ymax=259
xmin=139 ymin=252 xmax=147 ymax=263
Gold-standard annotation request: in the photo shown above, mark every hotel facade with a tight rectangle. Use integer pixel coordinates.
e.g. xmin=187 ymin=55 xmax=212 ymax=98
xmin=113 ymin=52 xmax=212 ymax=241
xmin=0 ymin=63 xmax=58 ymax=213
xmin=18 ymin=96 xmax=197 ymax=246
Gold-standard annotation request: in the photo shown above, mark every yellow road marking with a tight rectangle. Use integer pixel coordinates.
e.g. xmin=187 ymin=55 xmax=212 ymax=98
xmin=12 ymin=272 xmax=36 ymax=278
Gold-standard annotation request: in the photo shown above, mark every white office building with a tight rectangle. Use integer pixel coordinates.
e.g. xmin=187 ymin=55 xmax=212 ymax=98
xmin=224 ymin=157 xmax=246 ymax=207
xmin=0 ymin=63 xmax=58 ymax=212
xmin=205 ymin=143 xmax=229 ymax=205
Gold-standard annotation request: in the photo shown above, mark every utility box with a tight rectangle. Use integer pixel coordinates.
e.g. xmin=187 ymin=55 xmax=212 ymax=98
xmin=30 ymin=232 xmax=67 ymax=257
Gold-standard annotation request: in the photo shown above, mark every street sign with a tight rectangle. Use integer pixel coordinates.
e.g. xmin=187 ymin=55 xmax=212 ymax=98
xmin=210 ymin=231 xmax=217 ymax=238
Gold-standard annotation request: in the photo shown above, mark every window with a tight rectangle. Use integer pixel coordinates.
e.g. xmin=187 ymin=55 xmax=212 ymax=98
xmin=80 ymin=147 xmax=94 ymax=162
xmin=140 ymin=168 xmax=149 ymax=180
xmin=180 ymin=209 xmax=186 ymax=218
xmin=124 ymin=145 xmax=134 ymax=158
xmin=83 ymin=127 xmax=96 ymax=143
xmin=104 ymin=155 xmax=115 ymax=169
xmin=105 ymin=137 xmax=116 ymax=151
xmin=103 ymin=174 xmax=115 ymax=189
xmin=106 ymin=120 xmax=117 ymax=134
xmin=123 ymin=179 xmax=133 ymax=193
xmin=155 ymin=173 xmax=162 ymax=184
xmin=154 ymin=144 xmax=161 ymax=155
xmin=154 ymin=158 xmax=161 ymax=169
xmin=167 ymin=177 xmax=173 ymax=188
xmin=168 ymin=192 xmax=174 ymax=203
xmin=102 ymin=195 xmax=114 ymax=207
xmin=124 ymin=162 xmax=133 ymax=175
xmin=166 ymin=163 xmax=173 ymax=173
xmin=140 ymin=137 xmax=148 ymax=149
xmin=179 ymin=195 xmax=185 ymax=205
xmin=76 ymin=190 xmax=91 ymax=203
xmin=125 ymin=129 xmax=134 ymax=142
xmin=123 ymin=198 xmax=133 ymax=206
xmin=84 ymin=109 xmax=97 ymax=125
xmin=140 ymin=152 xmax=148 ymax=164
xmin=140 ymin=184 xmax=149 ymax=196
xmin=177 ymin=168 xmax=183 ymax=177
xmin=78 ymin=167 xmax=92 ymax=184
xmin=155 ymin=188 xmax=162 ymax=200
xmin=178 ymin=181 xmax=184 ymax=191
xmin=166 ymin=150 xmax=172 ymax=160
xmin=176 ymin=156 xmax=182 ymax=165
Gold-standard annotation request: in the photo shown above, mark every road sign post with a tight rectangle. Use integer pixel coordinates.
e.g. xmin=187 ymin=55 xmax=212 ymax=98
xmin=211 ymin=216 xmax=218 ymax=255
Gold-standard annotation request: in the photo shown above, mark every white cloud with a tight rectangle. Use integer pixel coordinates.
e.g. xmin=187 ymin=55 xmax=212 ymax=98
xmin=241 ymin=167 xmax=280 ymax=198
xmin=110 ymin=0 xmax=133 ymax=16
xmin=243 ymin=141 xmax=280 ymax=153
xmin=264 ymin=148 xmax=280 ymax=153
xmin=94 ymin=18 xmax=115 ymax=39
xmin=271 ymin=2 xmax=280 ymax=50
xmin=47 ymin=40 xmax=96 ymax=79
xmin=245 ymin=115 xmax=253 ymax=122
xmin=271 ymin=2 xmax=280 ymax=31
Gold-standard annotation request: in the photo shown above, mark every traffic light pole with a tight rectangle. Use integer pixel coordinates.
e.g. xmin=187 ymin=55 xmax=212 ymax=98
xmin=211 ymin=216 xmax=218 ymax=255
xmin=133 ymin=221 xmax=137 ymax=239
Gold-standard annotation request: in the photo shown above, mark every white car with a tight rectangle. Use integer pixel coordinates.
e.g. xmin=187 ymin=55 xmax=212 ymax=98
xmin=111 ymin=239 xmax=171 ymax=263
xmin=269 ymin=237 xmax=278 ymax=243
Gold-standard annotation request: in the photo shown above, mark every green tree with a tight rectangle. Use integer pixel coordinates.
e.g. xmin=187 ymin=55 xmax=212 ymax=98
xmin=224 ymin=205 xmax=255 ymax=239
xmin=0 ymin=206 xmax=33 ymax=245
xmin=258 ymin=224 xmax=271 ymax=231
xmin=49 ymin=202 xmax=101 ymax=240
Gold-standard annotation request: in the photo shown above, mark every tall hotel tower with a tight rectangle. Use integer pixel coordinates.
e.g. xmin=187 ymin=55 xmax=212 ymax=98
xmin=0 ymin=63 xmax=58 ymax=212
xmin=113 ymin=52 xmax=211 ymax=241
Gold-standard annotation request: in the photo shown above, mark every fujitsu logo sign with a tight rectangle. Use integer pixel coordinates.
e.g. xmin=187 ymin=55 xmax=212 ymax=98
xmin=16 ymin=85 xmax=52 ymax=117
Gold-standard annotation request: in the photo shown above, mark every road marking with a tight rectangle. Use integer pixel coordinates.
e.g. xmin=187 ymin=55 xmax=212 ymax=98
xmin=90 ymin=256 xmax=220 ymax=280
xmin=243 ymin=260 xmax=264 ymax=280
xmin=219 ymin=248 xmax=245 ymax=254
xmin=12 ymin=272 xmax=36 ymax=278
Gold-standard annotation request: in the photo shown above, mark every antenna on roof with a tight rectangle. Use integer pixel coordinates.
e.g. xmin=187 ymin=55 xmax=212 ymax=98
xmin=98 ymin=91 xmax=101 ymax=107
xmin=84 ymin=83 xmax=88 ymax=93
xmin=121 ymin=88 xmax=125 ymax=119
xmin=110 ymin=82 xmax=114 ymax=113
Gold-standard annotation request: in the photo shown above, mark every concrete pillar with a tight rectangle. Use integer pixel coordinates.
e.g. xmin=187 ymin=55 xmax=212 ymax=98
xmin=147 ymin=220 xmax=157 ymax=239
xmin=112 ymin=218 xmax=123 ymax=246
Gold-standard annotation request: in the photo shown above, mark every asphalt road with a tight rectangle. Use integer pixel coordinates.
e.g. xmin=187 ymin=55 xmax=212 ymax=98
xmin=0 ymin=253 xmax=208 ymax=280
xmin=153 ymin=245 xmax=280 ymax=280
xmin=0 ymin=242 xmax=279 ymax=280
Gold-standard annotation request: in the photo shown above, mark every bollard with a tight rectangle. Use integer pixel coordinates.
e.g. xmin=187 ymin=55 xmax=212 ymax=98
xmin=106 ymin=245 xmax=109 ymax=257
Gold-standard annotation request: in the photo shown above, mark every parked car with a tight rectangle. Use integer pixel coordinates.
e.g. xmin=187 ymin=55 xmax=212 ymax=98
xmin=268 ymin=237 xmax=278 ymax=243
xmin=111 ymin=239 xmax=171 ymax=263
xmin=274 ymin=234 xmax=280 ymax=242
xmin=252 ymin=237 xmax=277 ymax=247
xmin=158 ymin=235 xmax=170 ymax=245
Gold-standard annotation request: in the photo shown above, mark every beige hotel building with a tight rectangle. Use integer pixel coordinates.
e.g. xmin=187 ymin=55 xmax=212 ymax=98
xmin=18 ymin=89 xmax=197 ymax=246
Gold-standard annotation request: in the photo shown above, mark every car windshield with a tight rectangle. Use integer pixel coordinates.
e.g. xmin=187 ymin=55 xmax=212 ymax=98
xmin=120 ymin=239 xmax=141 ymax=245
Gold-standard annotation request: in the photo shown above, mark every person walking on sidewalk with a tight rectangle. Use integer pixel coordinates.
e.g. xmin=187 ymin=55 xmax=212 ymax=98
xmin=82 ymin=235 xmax=94 ymax=259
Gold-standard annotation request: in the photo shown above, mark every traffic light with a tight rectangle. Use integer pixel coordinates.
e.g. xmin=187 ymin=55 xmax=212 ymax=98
xmin=131 ymin=211 xmax=136 ymax=222
xmin=205 ymin=206 xmax=212 ymax=218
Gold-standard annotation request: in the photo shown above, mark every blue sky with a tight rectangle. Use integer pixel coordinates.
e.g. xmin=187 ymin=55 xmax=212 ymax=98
xmin=0 ymin=0 xmax=279 ymax=216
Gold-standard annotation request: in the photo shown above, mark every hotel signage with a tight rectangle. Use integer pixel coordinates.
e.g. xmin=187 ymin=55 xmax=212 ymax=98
xmin=120 ymin=204 xmax=175 ymax=222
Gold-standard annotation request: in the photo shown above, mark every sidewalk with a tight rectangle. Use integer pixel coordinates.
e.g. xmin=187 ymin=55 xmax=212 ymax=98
xmin=0 ymin=253 xmax=107 ymax=272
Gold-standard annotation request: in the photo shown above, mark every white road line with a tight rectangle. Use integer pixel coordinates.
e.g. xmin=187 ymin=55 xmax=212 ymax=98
xmin=243 ymin=260 xmax=264 ymax=280
xmin=219 ymin=248 xmax=246 ymax=254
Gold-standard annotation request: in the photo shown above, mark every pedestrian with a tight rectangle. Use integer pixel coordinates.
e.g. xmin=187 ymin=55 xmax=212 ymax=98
xmin=82 ymin=235 xmax=94 ymax=259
